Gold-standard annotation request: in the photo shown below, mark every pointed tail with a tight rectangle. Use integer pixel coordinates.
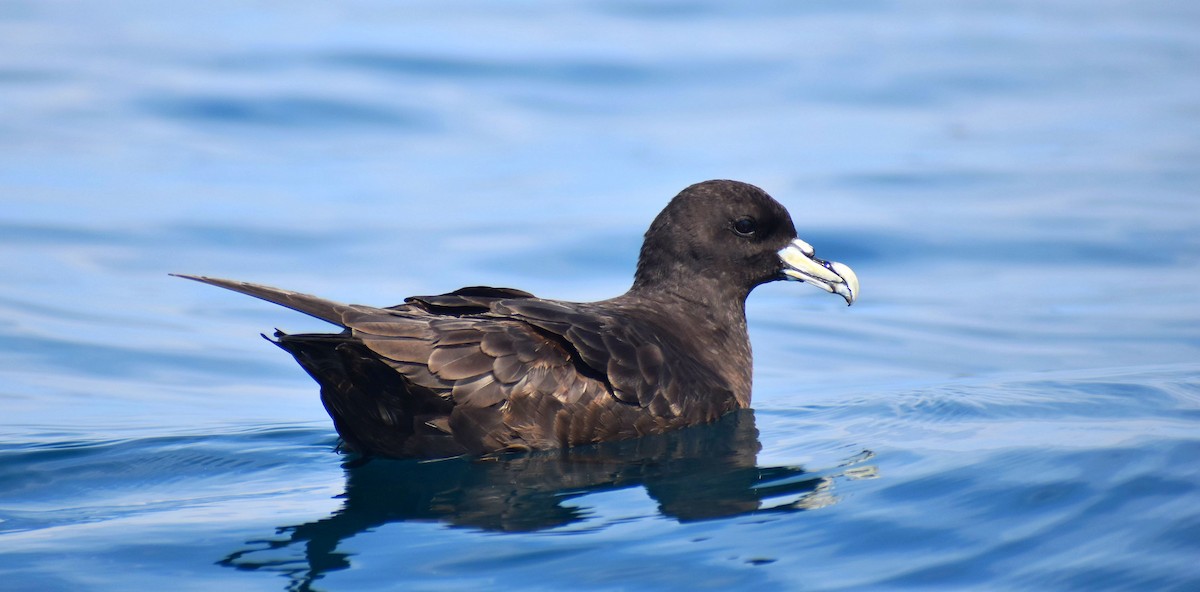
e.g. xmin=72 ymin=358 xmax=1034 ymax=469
xmin=172 ymin=274 xmax=359 ymax=327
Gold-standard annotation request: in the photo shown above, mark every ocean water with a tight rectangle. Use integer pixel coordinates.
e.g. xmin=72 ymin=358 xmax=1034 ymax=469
xmin=2 ymin=1 xmax=1199 ymax=590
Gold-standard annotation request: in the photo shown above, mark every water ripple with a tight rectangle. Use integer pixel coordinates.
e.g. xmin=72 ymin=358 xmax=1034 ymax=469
xmin=140 ymin=95 xmax=440 ymax=130
xmin=0 ymin=427 xmax=335 ymax=534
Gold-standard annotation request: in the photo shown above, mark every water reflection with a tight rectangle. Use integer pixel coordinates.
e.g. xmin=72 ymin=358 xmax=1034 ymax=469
xmin=219 ymin=410 xmax=865 ymax=591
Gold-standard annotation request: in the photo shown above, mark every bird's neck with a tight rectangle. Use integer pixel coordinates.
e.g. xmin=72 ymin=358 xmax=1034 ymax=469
xmin=616 ymin=283 xmax=754 ymax=407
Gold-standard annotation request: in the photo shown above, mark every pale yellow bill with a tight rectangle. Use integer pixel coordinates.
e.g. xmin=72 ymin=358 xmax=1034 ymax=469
xmin=778 ymin=238 xmax=859 ymax=305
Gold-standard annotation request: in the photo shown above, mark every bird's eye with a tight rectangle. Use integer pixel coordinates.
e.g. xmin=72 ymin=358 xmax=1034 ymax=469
xmin=732 ymin=217 xmax=757 ymax=237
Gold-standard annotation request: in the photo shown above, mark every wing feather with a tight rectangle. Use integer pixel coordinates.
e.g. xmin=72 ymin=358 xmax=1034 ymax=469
xmin=359 ymin=336 xmax=433 ymax=365
xmin=179 ymin=276 xmax=709 ymax=456
xmin=427 ymin=344 xmax=494 ymax=380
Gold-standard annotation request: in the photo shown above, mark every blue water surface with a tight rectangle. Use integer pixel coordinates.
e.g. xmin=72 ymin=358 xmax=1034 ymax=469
xmin=2 ymin=1 xmax=1199 ymax=590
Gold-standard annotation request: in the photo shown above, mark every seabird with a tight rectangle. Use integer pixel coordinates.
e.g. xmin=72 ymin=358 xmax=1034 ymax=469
xmin=176 ymin=180 xmax=858 ymax=458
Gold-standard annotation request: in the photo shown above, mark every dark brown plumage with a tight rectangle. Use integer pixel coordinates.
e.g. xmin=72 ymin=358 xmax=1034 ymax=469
xmin=176 ymin=180 xmax=858 ymax=458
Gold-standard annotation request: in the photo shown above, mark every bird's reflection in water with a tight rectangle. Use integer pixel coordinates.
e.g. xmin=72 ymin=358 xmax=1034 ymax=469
xmin=220 ymin=410 xmax=871 ymax=591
